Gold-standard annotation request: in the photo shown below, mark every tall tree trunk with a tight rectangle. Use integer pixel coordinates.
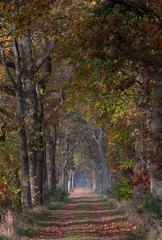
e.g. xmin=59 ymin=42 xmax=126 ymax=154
xmin=46 ymin=125 xmax=57 ymax=191
xmin=71 ymin=171 xmax=74 ymax=191
xmin=73 ymin=171 xmax=77 ymax=189
xmin=95 ymin=167 xmax=103 ymax=193
xmin=38 ymin=53 xmax=52 ymax=203
xmin=92 ymin=170 xmax=96 ymax=191
xmin=13 ymin=37 xmax=32 ymax=209
xmin=133 ymin=71 xmax=151 ymax=202
xmin=64 ymin=137 xmax=69 ymax=192
xmin=94 ymin=128 xmax=109 ymax=193
xmin=64 ymin=168 xmax=68 ymax=192
xmin=21 ymin=34 xmax=38 ymax=205
xmin=151 ymin=71 xmax=162 ymax=203
xmin=68 ymin=172 xmax=71 ymax=192
xmin=16 ymin=90 xmax=32 ymax=208
xmin=36 ymin=81 xmax=44 ymax=205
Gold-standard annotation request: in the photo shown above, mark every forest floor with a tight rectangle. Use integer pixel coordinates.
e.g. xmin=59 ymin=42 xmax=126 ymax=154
xmin=27 ymin=188 xmax=139 ymax=240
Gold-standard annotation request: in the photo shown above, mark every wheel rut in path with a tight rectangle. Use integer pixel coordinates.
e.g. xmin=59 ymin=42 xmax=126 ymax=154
xmin=33 ymin=188 xmax=133 ymax=240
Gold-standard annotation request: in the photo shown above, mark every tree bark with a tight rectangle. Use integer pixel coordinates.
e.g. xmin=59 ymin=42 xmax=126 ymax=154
xmin=37 ymin=51 xmax=53 ymax=203
xmin=13 ymin=38 xmax=32 ymax=208
xmin=94 ymin=128 xmax=109 ymax=194
xmin=36 ymin=81 xmax=44 ymax=205
xmin=95 ymin=167 xmax=103 ymax=193
xmin=151 ymin=70 xmax=162 ymax=203
xmin=46 ymin=125 xmax=57 ymax=191
xmin=133 ymin=71 xmax=151 ymax=202
xmin=16 ymin=90 xmax=32 ymax=208
xmin=21 ymin=34 xmax=38 ymax=205
xmin=71 ymin=171 xmax=74 ymax=191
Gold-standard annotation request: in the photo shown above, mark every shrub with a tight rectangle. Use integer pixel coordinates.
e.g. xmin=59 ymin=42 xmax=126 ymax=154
xmin=113 ymin=177 xmax=133 ymax=201
xmin=49 ymin=187 xmax=68 ymax=202
xmin=142 ymin=193 xmax=161 ymax=216
xmin=142 ymin=193 xmax=162 ymax=227
xmin=0 ymin=132 xmax=21 ymax=211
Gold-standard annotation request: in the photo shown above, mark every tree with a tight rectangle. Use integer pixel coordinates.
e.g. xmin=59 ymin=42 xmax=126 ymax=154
xmin=55 ymin=0 xmax=162 ymax=202
xmin=0 ymin=0 xmax=56 ymax=207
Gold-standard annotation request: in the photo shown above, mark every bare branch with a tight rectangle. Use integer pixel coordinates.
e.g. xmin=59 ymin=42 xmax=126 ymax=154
xmin=93 ymin=130 xmax=99 ymax=145
xmin=68 ymin=133 xmax=87 ymax=155
xmin=83 ymin=137 xmax=97 ymax=162
xmin=93 ymin=128 xmax=103 ymax=145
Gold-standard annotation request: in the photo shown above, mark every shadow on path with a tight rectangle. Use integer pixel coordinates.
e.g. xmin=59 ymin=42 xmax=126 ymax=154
xmin=34 ymin=188 xmax=133 ymax=240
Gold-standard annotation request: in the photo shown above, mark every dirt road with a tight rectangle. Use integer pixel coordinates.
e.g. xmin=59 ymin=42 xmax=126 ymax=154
xmin=34 ymin=188 xmax=134 ymax=240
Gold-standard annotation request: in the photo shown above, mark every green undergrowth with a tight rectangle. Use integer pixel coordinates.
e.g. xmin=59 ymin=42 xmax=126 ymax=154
xmin=116 ymin=195 xmax=162 ymax=240
xmin=142 ymin=193 xmax=162 ymax=227
xmin=47 ymin=202 xmax=65 ymax=211
xmin=47 ymin=187 xmax=69 ymax=202
xmin=125 ymin=226 xmax=147 ymax=240
xmin=19 ymin=198 xmax=71 ymax=239
xmin=21 ymin=210 xmax=52 ymax=239
xmin=99 ymin=198 xmax=148 ymax=240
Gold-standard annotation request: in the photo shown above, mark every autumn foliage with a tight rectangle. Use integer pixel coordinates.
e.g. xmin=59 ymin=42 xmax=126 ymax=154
xmin=0 ymin=0 xmax=161 ymax=216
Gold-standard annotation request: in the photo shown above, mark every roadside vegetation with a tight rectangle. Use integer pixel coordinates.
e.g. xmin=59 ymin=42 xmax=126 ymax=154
xmin=0 ymin=187 xmax=68 ymax=240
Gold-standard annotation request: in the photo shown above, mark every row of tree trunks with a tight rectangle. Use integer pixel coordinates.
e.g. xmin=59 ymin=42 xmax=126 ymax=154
xmin=133 ymin=69 xmax=162 ymax=205
xmin=1 ymin=29 xmax=56 ymax=209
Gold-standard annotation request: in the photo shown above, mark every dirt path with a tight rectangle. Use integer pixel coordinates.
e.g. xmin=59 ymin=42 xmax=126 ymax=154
xmin=34 ymin=188 xmax=134 ymax=240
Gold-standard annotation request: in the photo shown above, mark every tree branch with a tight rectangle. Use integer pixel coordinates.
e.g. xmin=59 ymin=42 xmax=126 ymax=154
xmin=93 ymin=130 xmax=99 ymax=145
xmin=13 ymin=38 xmax=22 ymax=85
xmin=35 ymin=40 xmax=56 ymax=73
xmin=0 ymin=47 xmax=17 ymax=91
xmin=68 ymin=133 xmax=87 ymax=156
xmin=83 ymin=137 xmax=96 ymax=161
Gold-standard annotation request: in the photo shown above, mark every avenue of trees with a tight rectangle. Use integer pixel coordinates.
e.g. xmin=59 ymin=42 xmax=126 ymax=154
xmin=0 ymin=0 xmax=161 ymax=211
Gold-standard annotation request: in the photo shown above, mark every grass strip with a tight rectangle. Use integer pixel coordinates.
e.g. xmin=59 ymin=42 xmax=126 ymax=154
xmin=99 ymin=198 xmax=116 ymax=209
xmin=19 ymin=201 xmax=67 ymax=239
xmin=65 ymin=202 xmax=100 ymax=240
